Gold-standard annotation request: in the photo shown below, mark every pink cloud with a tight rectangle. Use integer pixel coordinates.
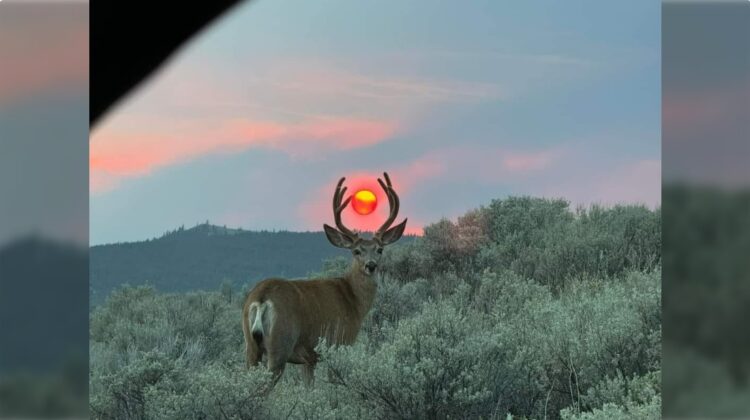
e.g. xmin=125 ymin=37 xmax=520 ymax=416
xmin=404 ymin=225 xmax=425 ymax=236
xmin=501 ymin=150 xmax=557 ymax=172
xmin=89 ymin=171 xmax=121 ymax=196
xmin=395 ymin=145 xmax=564 ymax=182
xmin=389 ymin=156 xmax=446 ymax=193
xmin=663 ymin=79 xmax=750 ymax=141
xmin=90 ymin=52 xmax=506 ymax=196
xmin=298 ymin=174 xmax=400 ymax=235
xmin=0 ymin=5 xmax=88 ymax=105
xmin=253 ymin=60 xmax=504 ymax=104
xmin=295 ymin=145 xmax=560 ymax=236
xmin=297 ymin=160 xmax=443 ymax=237
xmin=226 ymin=118 xmax=397 ymax=157
xmin=543 ymin=159 xmax=661 ymax=209
xmin=140 ymin=58 xmax=506 ymax=131
xmin=90 ymin=117 xmax=397 ymax=194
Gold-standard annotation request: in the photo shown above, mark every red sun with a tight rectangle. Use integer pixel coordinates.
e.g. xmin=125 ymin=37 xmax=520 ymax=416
xmin=352 ymin=189 xmax=377 ymax=215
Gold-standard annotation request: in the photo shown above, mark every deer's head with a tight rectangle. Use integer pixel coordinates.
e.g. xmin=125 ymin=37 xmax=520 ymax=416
xmin=324 ymin=172 xmax=407 ymax=276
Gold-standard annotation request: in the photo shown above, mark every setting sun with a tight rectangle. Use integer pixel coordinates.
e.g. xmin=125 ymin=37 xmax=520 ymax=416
xmin=352 ymin=189 xmax=377 ymax=215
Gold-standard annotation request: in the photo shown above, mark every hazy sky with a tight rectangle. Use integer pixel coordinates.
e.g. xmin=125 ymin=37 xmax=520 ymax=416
xmin=1 ymin=4 xmax=88 ymax=246
xmin=663 ymin=2 xmax=750 ymax=188
xmin=91 ymin=0 xmax=660 ymax=245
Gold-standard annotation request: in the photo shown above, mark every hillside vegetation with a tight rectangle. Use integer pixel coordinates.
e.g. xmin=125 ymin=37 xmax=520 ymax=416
xmin=0 ymin=238 xmax=88 ymax=417
xmin=90 ymin=225 xmax=349 ymax=305
xmin=662 ymin=185 xmax=750 ymax=416
xmin=90 ymin=223 xmax=417 ymax=305
xmin=90 ymin=196 xmax=661 ymax=419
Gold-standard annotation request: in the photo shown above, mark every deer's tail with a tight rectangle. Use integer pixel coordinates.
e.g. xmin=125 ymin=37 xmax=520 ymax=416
xmin=245 ymin=300 xmax=273 ymax=346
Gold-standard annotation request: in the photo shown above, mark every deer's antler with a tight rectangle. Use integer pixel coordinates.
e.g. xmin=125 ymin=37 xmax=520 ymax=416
xmin=332 ymin=177 xmax=358 ymax=239
xmin=375 ymin=172 xmax=400 ymax=238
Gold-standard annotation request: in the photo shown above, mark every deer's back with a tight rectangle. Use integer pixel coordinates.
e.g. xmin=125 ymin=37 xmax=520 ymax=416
xmin=245 ymin=277 xmax=363 ymax=346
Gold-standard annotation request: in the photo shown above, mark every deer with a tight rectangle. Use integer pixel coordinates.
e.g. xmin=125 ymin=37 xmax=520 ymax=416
xmin=242 ymin=172 xmax=407 ymax=387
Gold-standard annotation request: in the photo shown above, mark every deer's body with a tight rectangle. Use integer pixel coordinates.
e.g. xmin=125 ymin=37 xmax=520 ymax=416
xmin=242 ymin=268 xmax=376 ymax=374
xmin=242 ymin=173 xmax=406 ymax=386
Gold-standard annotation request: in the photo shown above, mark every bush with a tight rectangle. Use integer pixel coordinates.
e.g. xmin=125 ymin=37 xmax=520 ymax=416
xmin=89 ymin=197 xmax=661 ymax=419
xmin=144 ymin=363 xmax=272 ymax=420
xmin=319 ymin=301 xmax=500 ymax=420
xmin=560 ymin=396 xmax=661 ymax=420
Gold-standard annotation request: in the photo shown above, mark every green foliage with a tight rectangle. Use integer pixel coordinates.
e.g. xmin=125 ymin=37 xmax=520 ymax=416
xmin=560 ymin=396 xmax=661 ymax=420
xmin=581 ymin=371 xmax=660 ymax=412
xmin=663 ymin=186 xmax=750 ymax=397
xmin=0 ymin=238 xmax=89 ymax=418
xmin=144 ymin=363 xmax=273 ymax=420
xmin=0 ymin=364 xmax=88 ymax=418
xmin=477 ymin=200 xmax=660 ymax=290
xmin=90 ymin=197 xmax=661 ymax=419
xmin=308 ymin=255 xmax=350 ymax=278
xmin=662 ymin=343 xmax=750 ymax=418
xmin=319 ymin=301 xmax=501 ymax=420
xmin=89 ymin=285 xmax=252 ymax=419
xmin=407 ymin=197 xmax=661 ymax=292
xmin=91 ymin=224 xmax=418 ymax=306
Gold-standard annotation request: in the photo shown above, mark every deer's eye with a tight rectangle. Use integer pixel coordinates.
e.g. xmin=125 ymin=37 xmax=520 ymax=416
xmin=353 ymin=249 xmax=362 ymax=256
xmin=377 ymin=248 xmax=383 ymax=254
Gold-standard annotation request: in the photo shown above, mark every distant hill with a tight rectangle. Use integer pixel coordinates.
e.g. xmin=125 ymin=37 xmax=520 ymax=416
xmin=90 ymin=223 xmax=415 ymax=305
xmin=0 ymin=237 xmax=88 ymax=374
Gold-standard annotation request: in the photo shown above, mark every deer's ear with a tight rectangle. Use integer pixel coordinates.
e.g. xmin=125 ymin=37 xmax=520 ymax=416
xmin=380 ymin=218 xmax=407 ymax=245
xmin=324 ymin=224 xmax=355 ymax=249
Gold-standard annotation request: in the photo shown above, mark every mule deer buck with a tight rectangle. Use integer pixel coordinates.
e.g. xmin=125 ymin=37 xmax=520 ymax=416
xmin=242 ymin=172 xmax=407 ymax=386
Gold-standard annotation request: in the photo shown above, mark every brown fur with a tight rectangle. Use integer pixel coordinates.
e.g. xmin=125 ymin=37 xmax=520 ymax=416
xmin=242 ymin=259 xmax=377 ymax=385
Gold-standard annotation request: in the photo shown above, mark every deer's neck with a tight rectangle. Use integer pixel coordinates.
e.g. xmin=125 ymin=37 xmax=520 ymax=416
xmin=344 ymin=266 xmax=378 ymax=318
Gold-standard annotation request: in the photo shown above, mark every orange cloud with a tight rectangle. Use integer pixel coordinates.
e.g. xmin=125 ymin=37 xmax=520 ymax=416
xmin=90 ymin=117 xmax=397 ymax=194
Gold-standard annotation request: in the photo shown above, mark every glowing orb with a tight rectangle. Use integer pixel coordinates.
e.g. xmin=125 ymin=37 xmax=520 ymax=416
xmin=352 ymin=189 xmax=377 ymax=215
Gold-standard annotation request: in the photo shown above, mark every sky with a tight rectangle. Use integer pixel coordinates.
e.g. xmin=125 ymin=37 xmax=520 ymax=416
xmin=0 ymin=3 xmax=89 ymax=247
xmin=662 ymin=2 xmax=750 ymax=188
xmin=90 ymin=0 xmax=660 ymax=245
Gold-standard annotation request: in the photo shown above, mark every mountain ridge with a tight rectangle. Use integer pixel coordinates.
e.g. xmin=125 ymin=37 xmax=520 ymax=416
xmin=0 ymin=236 xmax=88 ymax=374
xmin=90 ymin=222 xmax=417 ymax=305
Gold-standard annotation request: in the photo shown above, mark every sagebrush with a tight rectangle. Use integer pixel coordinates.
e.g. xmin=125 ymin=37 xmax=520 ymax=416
xmin=90 ymin=197 xmax=661 ymax=419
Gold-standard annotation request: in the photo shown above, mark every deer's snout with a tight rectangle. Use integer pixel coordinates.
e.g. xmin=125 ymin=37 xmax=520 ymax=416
xmin=365 ymin=261 xmax=377 ymax=272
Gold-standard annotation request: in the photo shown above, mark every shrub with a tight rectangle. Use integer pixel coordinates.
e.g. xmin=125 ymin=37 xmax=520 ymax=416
xmin=319 ymin=301 xmax=499 ymax=420
xmin=89 ymin=197 xmax=661 ymax=419
xmin=144 ymin=363 xmax=272 ymax=420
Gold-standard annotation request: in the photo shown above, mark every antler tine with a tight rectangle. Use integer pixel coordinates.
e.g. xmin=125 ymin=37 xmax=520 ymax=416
xmin=332 ymin=177 xmax=357 ymax=238
xmin=383 ymin=171 xmax=393 ymax=188
xmin=376 ymin=172 xmax=400 ymax=237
